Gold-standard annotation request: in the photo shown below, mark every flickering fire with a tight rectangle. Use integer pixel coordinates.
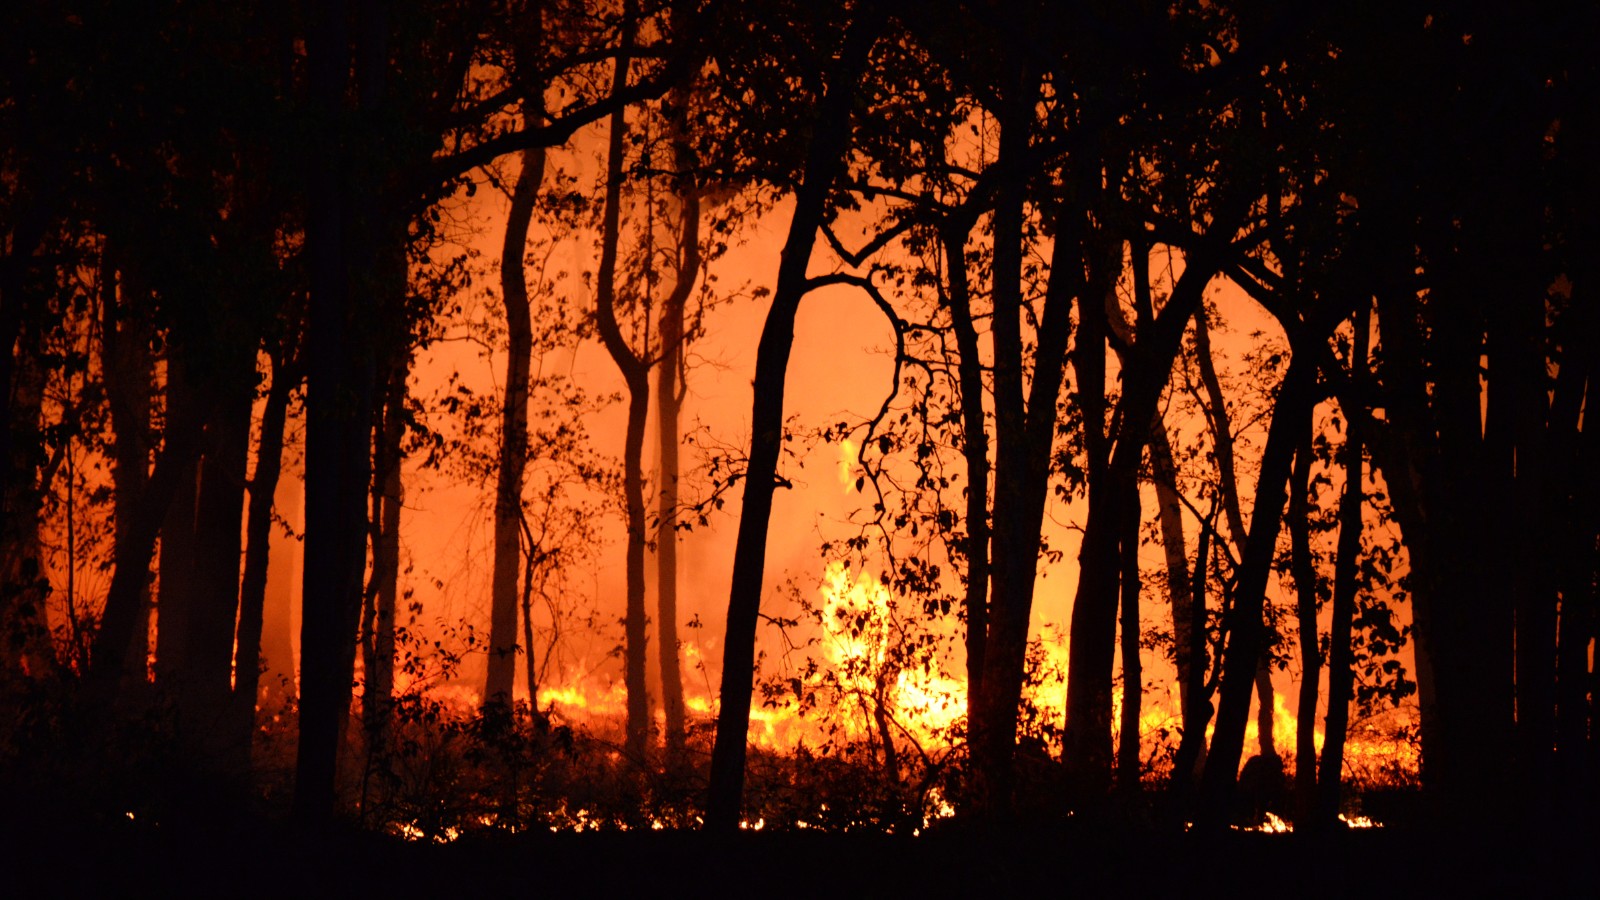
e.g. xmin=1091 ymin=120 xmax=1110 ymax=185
xmin=1230 ymin=811 xmax=1384 ymax=834
xmin=379 ymin=551 xmax=1413 ymax=838
xmin=812 ymin=561 xmax=966 ymax=742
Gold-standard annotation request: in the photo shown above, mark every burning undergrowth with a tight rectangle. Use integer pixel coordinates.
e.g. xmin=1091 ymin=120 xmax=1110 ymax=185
xmin=0 ymin=557 xmax=1422 ymax=839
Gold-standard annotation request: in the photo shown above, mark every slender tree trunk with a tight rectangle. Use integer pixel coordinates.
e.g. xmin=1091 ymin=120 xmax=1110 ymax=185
xmin=1193 ymin=311 xmax=1246 ymax=549
xmin=1553 ymin=76 xmax=1600 ymax=819
xmin=1116 ymin=480 xmax=1143 ymax=791
xmin=1055 ymin=204 xmax=1110 ymax=802
xmin=102 ymin=248 xmax=155 ymax=692
xmin=1316 ymin=383 xmax=1365 ymax=826
xmin=193 ymin=380 xmax=253 ymax=768
xmin=521 ymin=533 xmax=542 ymax=714
xmin=588 ymin=9 xmax=652 ymax=759
xmin=1502 ymin=289 xmax=1555 ymax=820
xmin=1584 ymin=469 xmax=1600 ymax=816
xmin=1353 ymin=198 xmax=1445 ymax=795
xmin=363 ymin=363 xmax=405 ymax=739
xmin=874 ymin=672 xmax=900 ymax=783
xmin=656 ymin=355 xmax=687 ymax=752
xmin=486 ymin=147 xmax=545 ymax=711
xmin=942 ymin=226 xmax=990 ymax=701
xmin=964 ymin=57 xmax=1030 ymax=819
xmin=705 ymin=10 xmax=881 ymax=831
xmin=1253 ymin=662 xmax=1278 ymax=762
xmin=655 ymin=101 xmax=700 ymax=756
xmin=154 ymin=369 xmax=202 ymax=692
xmin=619 ymin=376 xmax=650 ymax=759
xmin=1148 ymin=420 xmax=1202 ymax=775
xmin=1197 ymin=357 xmax=1315 ymax=829
xmin=235 ymin=347 xmax=297 ymax=744
xmin=1195 ymin=309 xmax=1281 ymax=764
xmin=1288 ymin=427 xmax=1320 ymax=821
xmin=1170 ymin=504 xmax=1216 ymax=801
xmin=1113 ymin=248 xmax=1201 ymax=787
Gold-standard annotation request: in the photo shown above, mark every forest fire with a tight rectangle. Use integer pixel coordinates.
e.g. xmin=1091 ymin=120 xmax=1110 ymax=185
xmin=3 ymin=5 xmax=1592 ymax=882
xmin=377 ymin=549 xmax=1420 ymax=834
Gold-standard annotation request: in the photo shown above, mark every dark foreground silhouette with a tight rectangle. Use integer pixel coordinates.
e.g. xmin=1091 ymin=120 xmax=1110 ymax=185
xmin=6 ymin=811 xmax=1593 ymax=898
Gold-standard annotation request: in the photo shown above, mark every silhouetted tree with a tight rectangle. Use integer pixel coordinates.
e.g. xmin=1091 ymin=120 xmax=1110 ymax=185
xmin=485 ymin=147 xmax=545 ymax=713
xmin=706 ymin=2 xmax=886 ymax=830
xmin=653 ymin=88 xmax=703 ymax=757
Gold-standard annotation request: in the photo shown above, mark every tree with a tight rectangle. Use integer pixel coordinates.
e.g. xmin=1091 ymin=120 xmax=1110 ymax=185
xmin=652 ymin=88 xmax=703 ymax=757
xmin=233 ymin=330 xmax=302 ymax=744
xmin=485 ymin=146 xmax=546 ymax=712
xmin=293 ymin=0 xmax=701 ymax=821
xmin=1314 ymin=301 xmax=1369 ymax=826
xmin=706 ymin=3 xmax=886 ymax=830
xmin=590 ymin=2 xmax=656 ymax=761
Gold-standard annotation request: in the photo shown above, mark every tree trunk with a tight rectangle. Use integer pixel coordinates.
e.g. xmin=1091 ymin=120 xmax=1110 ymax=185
xmin=1195 ymin=308 xmax=1281 ymax=765
xmin=977 ymin=224 xmax=1085 ymax=812
xmin=486 ymin=147 xmax=545 ymax=711
xmin=1115 ymin=248 xmax=1204 ymax=789
xmin=1197 ymin=356 xmax=1315 ymax=829
xmin=155 ymin=357 xmax=254 ymax=760
xmin=1148 ymin=419 xmax=1205 ymax=783
xmin=1316 ymin=380 xmax=1365 ymax=827
xmin=101 ymin=248 xmax=155 ymax=692
xmin=234 ymin=346 xmax=297 ymax=744
xmin=87 ymin=391 xmax=207 ymax=706
xmin=1288 ymin=427 xmax=1320 ymax=821
xmin=194 ymin=380 xmax=253 ymax=768
xmin=1063 ymin=254 xmax=1214 ymax=801
xmin=1499 ymin=264 xmax=1555 ymax=820
xmin=655 ymin=100 xmax=700 ymax=756
xmin=154 ymin=370 xmax=201 ymax=692
xmin=363 ymin=362 xmax=405 ymax=739
xmin=1115 ymin=479 xmax=1143 ymax=791
xmin=1254 ymin=662 xmax=1278 ymax=762
xmin=971 ymin=67 xmax=1095 ymax=817
xmin=1350 ymin=192 xmax=1445 ymax=795
xmin=588 ymin=9 xmax=652 ymax=760
xmin=941 ymin=225 xmax=990 ymax=702
xmin=521 ymin=560 xmax=539 ymax=714
xmin=1170 ymin=502 xmax=1216 ymax=804
xmin=1053 ymin=167 xmax=1108 ymax=805
xmin=293 ymin=0 xmax=378 ymax=824
xmin=705 ymin=10 xmax=881 ymax=831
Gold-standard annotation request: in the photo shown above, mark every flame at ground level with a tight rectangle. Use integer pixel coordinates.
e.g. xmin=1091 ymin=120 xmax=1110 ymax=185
xmin=374 ymin=564 xmax=1419 ymax=791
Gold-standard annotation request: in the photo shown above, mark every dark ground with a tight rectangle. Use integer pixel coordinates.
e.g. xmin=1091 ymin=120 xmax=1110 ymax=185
xmin=5 ymin=813 xmax=1593 ymax=898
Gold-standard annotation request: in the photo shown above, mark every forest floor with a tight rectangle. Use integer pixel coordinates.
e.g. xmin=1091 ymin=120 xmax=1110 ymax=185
xmin=6 ymin=812 xmax=1593 ymax=897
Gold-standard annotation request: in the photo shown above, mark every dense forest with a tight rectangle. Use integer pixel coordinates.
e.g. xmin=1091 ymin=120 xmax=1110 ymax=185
xmin=2 ymin=0 xmax=1597 ymax=876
